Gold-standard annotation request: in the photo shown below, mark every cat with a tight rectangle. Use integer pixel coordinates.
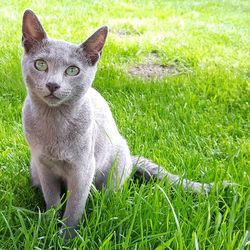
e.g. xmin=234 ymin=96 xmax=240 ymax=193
xmin=21 ymin=9 xmax=233 ymax=240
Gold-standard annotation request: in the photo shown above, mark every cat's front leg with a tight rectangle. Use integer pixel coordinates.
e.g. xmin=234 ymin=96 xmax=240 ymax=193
xmin=30 ymin=158 xmax=41 ymax=188
xmin=61 ymin=158 xmax=95 ymax=240
xmin=35 ymin=159 xmax=61 ymax=210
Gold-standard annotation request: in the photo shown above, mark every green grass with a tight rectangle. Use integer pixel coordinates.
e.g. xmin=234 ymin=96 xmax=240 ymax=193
xmin=0 ymin=0 xmax=249 ymax=249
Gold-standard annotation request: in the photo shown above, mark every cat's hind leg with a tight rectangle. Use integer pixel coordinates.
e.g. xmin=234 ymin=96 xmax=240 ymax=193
xmin=110 ymin=139 xmax=133 ymax=189
xmin=94 ymin=139 xmax=132 ymax=190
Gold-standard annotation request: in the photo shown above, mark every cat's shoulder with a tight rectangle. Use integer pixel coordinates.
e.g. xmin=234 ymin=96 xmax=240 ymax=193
xmin=22 ymin=96 xmax=32 ymax=116
xmin=88 ymin=87 xmax=110 ymax=109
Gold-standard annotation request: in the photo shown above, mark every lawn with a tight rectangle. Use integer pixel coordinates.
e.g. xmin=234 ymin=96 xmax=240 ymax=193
xmin=0 ymin=0 xmax=249 ymax=249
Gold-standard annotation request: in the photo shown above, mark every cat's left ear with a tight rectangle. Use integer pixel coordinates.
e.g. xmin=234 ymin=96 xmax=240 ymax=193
xmin=80 ymin=26 xmax=108 ymax=65
xmin=22 ymin=9 xmax=47 ymax=52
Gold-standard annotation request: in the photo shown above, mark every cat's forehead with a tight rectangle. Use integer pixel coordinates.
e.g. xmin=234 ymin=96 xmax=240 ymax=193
xmin=31 ymin=39 xmax=85 ymax=64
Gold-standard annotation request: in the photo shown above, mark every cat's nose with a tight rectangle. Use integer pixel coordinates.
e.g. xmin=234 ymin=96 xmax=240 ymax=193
xmin=46 ymin=82 xmax=60 ymax=93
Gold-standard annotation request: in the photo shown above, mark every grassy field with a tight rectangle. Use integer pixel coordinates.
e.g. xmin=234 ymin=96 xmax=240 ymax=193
xmin=0 ymin=0 xmax=249 ymax=249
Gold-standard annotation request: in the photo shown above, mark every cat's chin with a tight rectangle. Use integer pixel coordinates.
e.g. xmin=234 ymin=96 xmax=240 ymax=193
xmin=43 ymin=96 xmax=63 ymax=107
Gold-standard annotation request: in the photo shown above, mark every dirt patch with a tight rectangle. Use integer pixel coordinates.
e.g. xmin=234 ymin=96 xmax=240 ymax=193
xmin=116 ymin=29 xmax=141 ymax=37
xmin=145 ymin=50 xmax=160 ymax=63
xmin=129 ymin=64 xmax=179 ymax=79
xmin=114 ymin=26 xmax=142 ymax=37
xmin=128 ymin=51 xmax=188 ymax=80
xmin=116 ymin=30 xmax=129 ymax=37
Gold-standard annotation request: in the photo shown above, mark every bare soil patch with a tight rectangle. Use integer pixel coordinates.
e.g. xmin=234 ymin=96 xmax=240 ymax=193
xmin=129 ymin=64 xmax=179 ymax=79
xmin=113 ymin=26 xmax=142 ymax=37
xmin=128 ymin=51 xmax=182 ymax=80
xmin=116 ymin=29 xmax=141 ymax=37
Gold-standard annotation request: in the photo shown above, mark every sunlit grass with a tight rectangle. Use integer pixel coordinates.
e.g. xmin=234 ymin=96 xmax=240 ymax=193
xmin=0 ymin=0 xmax=249 ymax=249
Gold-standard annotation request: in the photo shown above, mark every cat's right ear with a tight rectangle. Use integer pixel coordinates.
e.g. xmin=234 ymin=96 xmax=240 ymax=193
xmin=22 ymin=9 xmax=47 ymax=52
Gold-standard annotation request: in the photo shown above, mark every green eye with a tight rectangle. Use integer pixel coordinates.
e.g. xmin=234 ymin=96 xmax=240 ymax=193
xmin=34 ymin=60 xmax=48 ymax=71
xmin=65 ymin=66 xmax=80 ymax=76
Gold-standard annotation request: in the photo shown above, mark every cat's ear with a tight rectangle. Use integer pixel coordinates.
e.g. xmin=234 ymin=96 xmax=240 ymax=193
xmin=80 ymin=26 xmax=108 ymax=65
xmin=22 ymin=9 xmax=47 ymax=52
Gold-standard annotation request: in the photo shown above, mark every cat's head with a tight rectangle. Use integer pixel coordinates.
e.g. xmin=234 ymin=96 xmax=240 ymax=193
xmin=22 ymin=9 xmax=108 ymax=107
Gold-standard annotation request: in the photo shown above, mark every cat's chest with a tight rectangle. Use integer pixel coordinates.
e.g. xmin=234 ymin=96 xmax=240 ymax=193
xmin=40 ymin=131 xmax=78 ymax=160
xmin=30 ymin=126 xmax=76 ymax=160
xmin=25 ymin=113 xmax=92 ymax=162
xmin=23 ymin=96 xmax=94 ymax=162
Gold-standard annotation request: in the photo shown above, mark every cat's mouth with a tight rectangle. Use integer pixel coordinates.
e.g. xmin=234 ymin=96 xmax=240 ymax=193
xmin=44 ymin=94 xmax=60 ymax=100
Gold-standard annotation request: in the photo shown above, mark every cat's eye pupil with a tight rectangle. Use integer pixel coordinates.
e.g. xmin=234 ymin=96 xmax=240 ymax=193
xmin=34 ymin=60 xmax=48 ymax=71
xmin=66 ymin=66 xmax=80 ymax=76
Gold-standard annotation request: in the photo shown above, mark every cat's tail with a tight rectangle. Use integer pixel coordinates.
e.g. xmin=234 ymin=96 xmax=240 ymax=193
xmin=132 ymin=155 xmax=234 ymax=194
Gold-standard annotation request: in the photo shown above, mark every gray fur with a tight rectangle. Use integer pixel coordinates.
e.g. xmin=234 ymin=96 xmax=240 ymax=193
xmin=132 ymin=156 xmax=233 ymax=194
xmin=21 ymin=10 xmax=233 ymax=239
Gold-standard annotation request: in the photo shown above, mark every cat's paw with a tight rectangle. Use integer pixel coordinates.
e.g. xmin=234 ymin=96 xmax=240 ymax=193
xmin=59 ymin=226 xmax=77 ymax=242
xmin=221 ymin=180 xmax=238 ymax=188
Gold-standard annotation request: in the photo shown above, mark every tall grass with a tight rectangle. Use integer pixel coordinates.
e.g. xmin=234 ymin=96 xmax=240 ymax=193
xmin=0 ymin=0 xmax=249 ymax=249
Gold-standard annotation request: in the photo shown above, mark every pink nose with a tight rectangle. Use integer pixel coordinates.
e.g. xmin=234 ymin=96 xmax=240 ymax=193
xmin=46 ymin=82 xmax=60 ymax=93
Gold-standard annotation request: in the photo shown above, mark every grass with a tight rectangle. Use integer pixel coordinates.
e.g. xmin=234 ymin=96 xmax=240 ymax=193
xmin=0 ymin=0 xmax=249 ymax=249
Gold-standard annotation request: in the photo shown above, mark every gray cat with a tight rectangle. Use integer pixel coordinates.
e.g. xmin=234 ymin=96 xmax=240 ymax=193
xmin=21 ymin=10 xmax=233 ymax=239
